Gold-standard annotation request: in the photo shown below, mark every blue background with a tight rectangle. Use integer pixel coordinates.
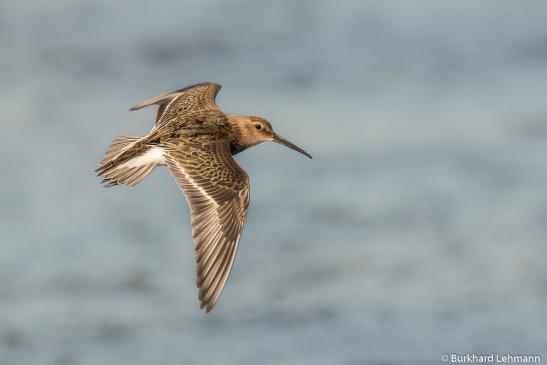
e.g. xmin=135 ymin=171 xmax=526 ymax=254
xmin=1 ymin=1 xmax=546 ymax=364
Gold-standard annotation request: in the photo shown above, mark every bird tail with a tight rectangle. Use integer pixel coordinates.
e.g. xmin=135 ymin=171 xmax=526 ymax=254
xmin=95 ymin=135 xmax=163 ymax=188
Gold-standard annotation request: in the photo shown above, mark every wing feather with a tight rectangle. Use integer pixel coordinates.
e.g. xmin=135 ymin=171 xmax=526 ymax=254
xmin=165 ymin=142 xmax=249 ymax=312
xmin=130 ymin=82 xmax=222 ymax=126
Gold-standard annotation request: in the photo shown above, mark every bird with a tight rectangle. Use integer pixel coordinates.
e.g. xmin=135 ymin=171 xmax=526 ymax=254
xmin=96 ymin=82 xmax=312 ymax=312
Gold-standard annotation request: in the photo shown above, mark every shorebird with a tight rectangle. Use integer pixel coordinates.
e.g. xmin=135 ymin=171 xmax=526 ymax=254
xmin=96 ymin=82 xmax=311 ymax=312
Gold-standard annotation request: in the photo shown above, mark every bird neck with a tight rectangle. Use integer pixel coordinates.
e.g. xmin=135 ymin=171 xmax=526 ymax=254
xmin=227 ymin=114 xmax=260 ymax=155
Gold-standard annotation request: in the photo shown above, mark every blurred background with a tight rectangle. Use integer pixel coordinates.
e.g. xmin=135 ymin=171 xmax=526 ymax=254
xmin=1 ymin=1 xmax=547 ymax=364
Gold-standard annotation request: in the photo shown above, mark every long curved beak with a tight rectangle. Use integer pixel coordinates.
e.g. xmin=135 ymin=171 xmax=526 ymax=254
xmin=273 ymin=133 xmax=312 ymax=159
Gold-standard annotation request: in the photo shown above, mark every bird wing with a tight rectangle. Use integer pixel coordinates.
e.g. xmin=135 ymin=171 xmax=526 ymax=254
xmin=130 ymin=82 xmax=222 ymax=126
xmin=164 ymin=141 xmax=249 ymax=312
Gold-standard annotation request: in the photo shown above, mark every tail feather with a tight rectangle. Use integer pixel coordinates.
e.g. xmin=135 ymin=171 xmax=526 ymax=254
xmin=96 ymin=135 xmax=163 ymax=188
xmin=100 ymin=135 xmax=140 ymax=163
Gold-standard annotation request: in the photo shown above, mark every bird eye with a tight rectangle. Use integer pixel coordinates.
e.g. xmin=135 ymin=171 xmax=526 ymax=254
xmin=255 ymin=124 xmax=262 ymax=130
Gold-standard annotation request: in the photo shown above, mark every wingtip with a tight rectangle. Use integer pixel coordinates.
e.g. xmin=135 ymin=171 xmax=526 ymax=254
xmin=199 ymin=301 xmax=213 ymax=313
xmin=198 ymin=297 xmax=215 ymax=313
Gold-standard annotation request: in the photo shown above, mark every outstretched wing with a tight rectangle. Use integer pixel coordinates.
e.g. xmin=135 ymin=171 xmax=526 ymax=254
xmin=130 ymin=82 xmax=222 ymax=126
xmin=164 ymin=142 xmax=249 ymax=312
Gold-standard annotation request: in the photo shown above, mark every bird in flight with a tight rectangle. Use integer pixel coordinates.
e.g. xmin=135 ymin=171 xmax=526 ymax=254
xmin=96 ymin=82 xmax=312 ymax=312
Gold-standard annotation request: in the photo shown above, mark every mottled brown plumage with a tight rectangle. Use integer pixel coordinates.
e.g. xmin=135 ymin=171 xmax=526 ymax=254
xmin=96 ymin=82 xmax=311 ymax=312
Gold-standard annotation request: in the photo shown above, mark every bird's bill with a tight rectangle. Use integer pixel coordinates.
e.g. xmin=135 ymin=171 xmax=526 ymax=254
xmin=273 ymin=133 xmax=312 ymax=159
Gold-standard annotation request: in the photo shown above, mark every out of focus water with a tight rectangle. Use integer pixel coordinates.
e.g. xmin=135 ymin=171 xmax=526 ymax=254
xmin=1 ymin=1 xmax=547 ymax=364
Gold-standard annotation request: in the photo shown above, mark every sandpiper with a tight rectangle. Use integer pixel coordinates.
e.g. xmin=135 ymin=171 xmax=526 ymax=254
xmin=96 ymin=82 xmax=312 ymax=312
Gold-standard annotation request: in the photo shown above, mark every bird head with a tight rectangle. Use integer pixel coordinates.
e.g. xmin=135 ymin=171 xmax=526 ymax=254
xmin=232 ymin=115 xmax=312 ymax=159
